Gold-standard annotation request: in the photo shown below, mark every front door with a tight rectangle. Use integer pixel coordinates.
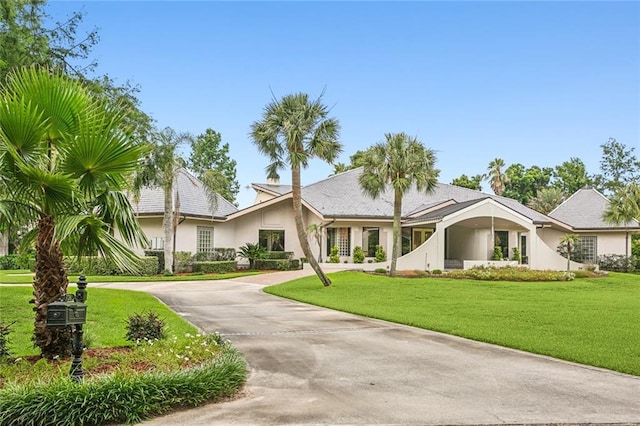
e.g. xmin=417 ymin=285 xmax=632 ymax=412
xmin=412 ymin=228 xmax=434 ymax=251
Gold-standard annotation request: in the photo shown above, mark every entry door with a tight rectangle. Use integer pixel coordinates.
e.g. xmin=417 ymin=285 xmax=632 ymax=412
xmin=412 ymin=228 xmax=433 ymax=251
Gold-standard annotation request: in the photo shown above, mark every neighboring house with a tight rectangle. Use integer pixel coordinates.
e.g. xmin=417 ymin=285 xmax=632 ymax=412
xmin=131 ymin=168 xmax=639 ymax=271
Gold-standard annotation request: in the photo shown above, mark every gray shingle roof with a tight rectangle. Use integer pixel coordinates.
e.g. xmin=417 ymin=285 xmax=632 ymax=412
xmin=548 ymin=187 xmax=639 ymax=229
xmin=408 ymin=198 xmax=490 ymax=223
xmin=298 ymin=167 xmax=555 ymax=224
xmin=132 ymin=169 xmax=238 ymax=218
xmin=252 ymin=183 xmax=293 ymax=196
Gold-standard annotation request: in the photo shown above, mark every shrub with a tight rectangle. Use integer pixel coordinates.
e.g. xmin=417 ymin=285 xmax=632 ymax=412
xmin=432 ymin=269 xmax=443 ymax=275
xmin=352 ymin=246 xmax=365 ymax=264
xmin=144 ymin=250 xmax=164 ymax=273
xmin=0 ymin=322 xmax=13 ymax=359
xmin=262 ymin=251 xmax=294 ymax=260
xmin=446 ymin=265 xmax=573 ymax=281
xmin=374 ymin=245 xmax=386 ymax=262
xmin=329 ymin=246 xmax=340 ymax=263
xmin=174 ymin=251 xmax=193 ymax=273
xmin=374 ymin=268 xmax=387 ymax=274
xmin=254 ymin=259 xmax=299 ymax=271
xmin=0 ymin=255 xmax=18 ymax=270
xmin=64 ymin=256 xmax=158 ymax=276
xmin=237 ymin=243 xmax=266 ymax=269
xmin=192 ymin=261 xmax=237 ymax=274
xmin=598 ymin=254 xmax=637 ymax=272
xmin=194 ymin=248 xmax=237 ymax=262
xmin=511 ymin=247 xmax=521 ymax=262
xmin=492 ymin=246 xmax=503 ymax=261
xmin=125 ymin=312 xmax=166 ymax=344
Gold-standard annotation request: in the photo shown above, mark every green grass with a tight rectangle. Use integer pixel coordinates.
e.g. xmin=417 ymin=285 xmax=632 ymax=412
xmin=0 ymin=286 xmax=197 ymax=356
xmin=265 ymin=271 xmax=640 ymax=376
xmin=0 ymin=269 xmax=259 ymax=284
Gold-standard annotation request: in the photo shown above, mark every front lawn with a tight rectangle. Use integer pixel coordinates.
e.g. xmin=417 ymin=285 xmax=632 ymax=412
xmin=265 ymin=271 xmax=640 ymax=376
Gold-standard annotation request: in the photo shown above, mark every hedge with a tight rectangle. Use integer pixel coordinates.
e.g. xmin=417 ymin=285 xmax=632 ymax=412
xmin=254 ymin=258 xmax=300 ymax=271
xmin=192 ymin=261 xmax=237 ymax=274
xmin=64 ymin=256 xmax=158 ymax=276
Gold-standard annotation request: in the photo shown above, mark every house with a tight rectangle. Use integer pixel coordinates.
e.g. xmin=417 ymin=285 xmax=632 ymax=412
xmin=132 ymin=168 xmax=639 ymax=271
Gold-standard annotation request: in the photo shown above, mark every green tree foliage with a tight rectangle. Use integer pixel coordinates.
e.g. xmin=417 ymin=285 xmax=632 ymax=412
xmin=189 ymin=128 xmax=239 ymax=205
xmin=552 ymin=157 xmax=593 ymax=195
xmin=527 ymin=187 xmax=566 ymax=214
xmin=451 ymin=174 xmax=483 ymax=191
xmin=595 ymin=138 xmax=640 ymax=194
xmin=0 ymin=68 xmax=148 ymax=358
xmin=331 ymin=150 xmax=366 ymax=175
xmin=359 ymin=133 xmax=439 ymax=277
xmin=251 ymin=92 xmax=342 ymax=287
xmin=502 ymin=163 xmax=553 ymax=204
xmin=558 ymin=233 xmax=580 ymax=272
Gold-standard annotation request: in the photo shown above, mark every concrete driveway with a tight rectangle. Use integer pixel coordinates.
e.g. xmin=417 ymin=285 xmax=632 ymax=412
xmin=98 ymin=271 xmax=640 ymax=425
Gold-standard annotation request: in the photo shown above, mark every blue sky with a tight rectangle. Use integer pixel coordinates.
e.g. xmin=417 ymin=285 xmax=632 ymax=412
xmin=47 ymin=1 xmax=639 ymax=208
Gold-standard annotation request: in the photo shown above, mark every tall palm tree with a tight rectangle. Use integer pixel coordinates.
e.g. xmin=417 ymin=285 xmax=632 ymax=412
xmin=250 ymin=92 xmax=341 ymax=287
xmin=486 ymin=158 xmax=508 ymax=196
xmin=359 ymin=133 xmax=439 ymax=277
xmin=0 ymin=67 xmax=148 ymax=358
xmin=604 ymin=182 xmax=640 ymax=265
xmin=132 ymin=127 xmax=192 ymax=274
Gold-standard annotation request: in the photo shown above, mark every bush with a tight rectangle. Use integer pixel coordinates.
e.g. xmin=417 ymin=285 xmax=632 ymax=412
xmin=329 ymin=246 xmax=340 ymax=263
xmin=64 ymin=256 xmax=158 ymax=277
xmin=352 ymin=246 xmax=364 ymax=264
xmin=194 ymin=248 xmax=237 ymax=262
xmin=374 ymin=268 xmax=387 ymax=274
xmin=174 ymin=251 xmax=193 ymax=273
xmin=125 ymin=312 xmax=166 ymax=344
xmin=598 ymin=254 xmax=637 ymax=272
xmin=144 ymin=250 xmax=164 ymax=273
xmin=0 ymin=346 xmax=246 ymax=426
xmin=253 ymin=259 xmax=299 ymax=271
xmin=0 ymin=322 xmax=13 ymax=359
xmin=446 ymin=265 xmax=574 ymax=281
xmin=0 ymin=255 xmax=18 ymax=270
xmin=192 ymin=261 xmax=237 ymax=274
xmin=432 ymin=269 xmax=443 ymax=275
xmin=374 ymin=245 xmax=386 ymax=262
xmin=237 ymin=243 xmax=266 ymax=269
xmin=492 ymin=246 xmax=503 ymax=261
xmin=511 ymin=247 xmax=521 ymax=262
xmin=262 ymin=251 xmax=294 ymax=260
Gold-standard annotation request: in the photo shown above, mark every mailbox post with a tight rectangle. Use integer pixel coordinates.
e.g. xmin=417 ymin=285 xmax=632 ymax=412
xmin=45 ymin=276 xmax=88 ymax=383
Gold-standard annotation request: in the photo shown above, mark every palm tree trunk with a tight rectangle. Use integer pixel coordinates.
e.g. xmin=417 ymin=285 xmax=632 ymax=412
xmin=390 ymin=189 xmax=402 ymax=277
xmin=292 ymin=166 xmax=331 ymax=287
xmin=163 ymin=184 xmax=174 ymax=273
xmin=33 ymin=214 xmax=72 ymax=359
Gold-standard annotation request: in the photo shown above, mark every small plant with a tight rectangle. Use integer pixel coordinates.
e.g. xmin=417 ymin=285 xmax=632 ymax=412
xmin=237 ymin=243 xmax=266 ymax=269
xmin=329 ymin=246 xmax=340 ymax=263
xmin=367 ymin=259 xmax=373 ymax=263
xmin=162 ymin=269 xmax=174 ymax=276
xmin=353 ymin=246 xmax=365 ymax=263
xmin=374 ymin=268 xmax=387 ymax=274
xmin=432 ymin=269 xmax=443 ymax=275
xmin=374 ymin=245 xmax=386 ymax=262
xmin=492 ymin=246 xmax=503 ymax=261
xmin=82 ymin=328 xmax=94 ymax=350
xmin=125 ymin=312 xmax=166 ymax=344
xmin=511 ymin=247 xmax=521 ymax=262
xmin=0 ymin=322 xmax=14 ymax=359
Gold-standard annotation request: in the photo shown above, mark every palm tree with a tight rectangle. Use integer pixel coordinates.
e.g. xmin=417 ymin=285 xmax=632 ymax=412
xmin=0 ymin=67 xmax=148 ymax=358
xmin=486 ymin=158 xmax=509 ymax=196
xmin=527 ymin=187 xmax=566 ymax=214
xmin=250 ymin=92 xmax=341 ymax=287
xmin=359 ymin=133 xmax=439 ymax=277
xmin=132 ymin=127 xmax=192 ymax=274
xmin=604 ymin=182 xmax=640 ymax=266
xmin=559 ymin=233 xmax=580 ymax=273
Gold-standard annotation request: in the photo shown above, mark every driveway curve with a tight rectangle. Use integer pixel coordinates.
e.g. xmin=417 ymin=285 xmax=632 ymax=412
xmin=98 ymin=271 xmax=640 ymax=425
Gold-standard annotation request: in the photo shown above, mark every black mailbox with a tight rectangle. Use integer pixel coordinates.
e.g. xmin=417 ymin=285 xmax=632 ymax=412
xmin=46 ymin=300 xmax=87 ymax=327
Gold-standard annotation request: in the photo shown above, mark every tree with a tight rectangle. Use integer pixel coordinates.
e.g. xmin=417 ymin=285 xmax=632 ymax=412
xmin=558 ymin=233 xmax=580 ymax=273
xmin=502 ymin=164 xmax=552 ymax=204
xmin=595 ymin=138 xmax=640 ymax=194
xmin=330 ymin=150 xmax=366 ymax=175
xmin=359 ymin=133 xmax=439 ymax=277
xmin=237 ymin=243 xmax=265 ymax=270
xmin=604 ymin=182 xmax=640 ymax=264
xmin=189 ymin=128 xmax=239 ymax=205
xmin=133 ymin=127 xmax=192 ymax=274
xmin=552 ymin=157 xmax=593 ymax=195
xmin=0 ymin=67 xmax=148 ymax=358
xmin=451 ymin=174 xmax=483 ymax=191
xmin=485 ymin=158 xmax=509 ymax=196
xmin=527 ymin=187 xmax=566 ymax=214
xmin=250 ymin=92 xmax=341 ymax=287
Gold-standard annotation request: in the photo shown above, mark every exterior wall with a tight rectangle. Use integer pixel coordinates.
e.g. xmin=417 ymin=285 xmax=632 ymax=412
xmin=538 ymin=227 xmax=633 ymax=260
xmin=318 ymin=220 xmax=392 ymax=263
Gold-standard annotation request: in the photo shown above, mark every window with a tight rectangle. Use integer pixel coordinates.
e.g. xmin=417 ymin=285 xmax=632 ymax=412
xmin=578 ymin=236 xmax=597 ymax=263
xmin=327 ymin=227 xmax=351 ymax=256
xmin=197 ymin=226 xmax=215 ymax=254
xmin=401 ymin=227 xmax=434 ymax=255
xmin=362 ymin=227 xmax=379 ymax=257
xmin=494 ymin=231 xmax=509 ymax=259
xmin=259 ymin=230 xmax=285 ymax=251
